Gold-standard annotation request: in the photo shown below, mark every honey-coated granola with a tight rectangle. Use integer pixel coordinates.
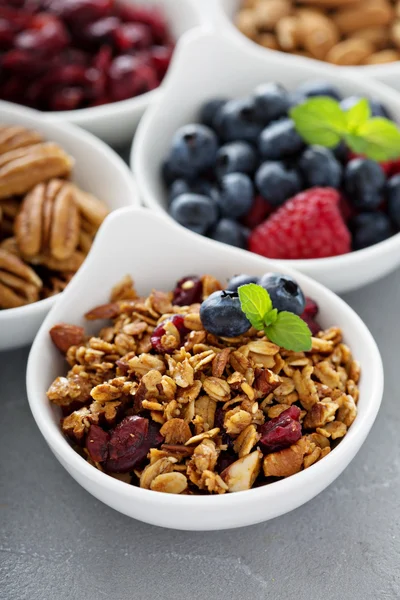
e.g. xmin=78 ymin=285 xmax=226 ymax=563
xmin=0 ymin=124 xmax=109 ymax=309
xmin=47 ymin=274 xmax=360 ymax=495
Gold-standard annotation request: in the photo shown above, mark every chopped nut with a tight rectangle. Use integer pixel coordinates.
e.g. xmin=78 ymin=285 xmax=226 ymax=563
xmin=337 ymin=394 xmax=357 ymax=427
xmin=224 ymin=408 xmax=252 ymax=436
xmin=203 ymin=376 xmax=231 ymax=402
xmin=140 ymin=457 xmax=176 ymax=489
xmin=150 ymin=472 xmax=188 ymax=494
xmin=160 ymin=418 xmax=192 ymax=445
xmin=263 ymin=438 xmax=309 ymax=478
xmin=303 ymin=400 xmax=339 ymax=429
xmin=293 ymin=365 xmax=319 ymax=410
xmin=233 ymin=424 xmax=260 ymax=457
xmin=222 ymin=450 xmax=262 ymax=492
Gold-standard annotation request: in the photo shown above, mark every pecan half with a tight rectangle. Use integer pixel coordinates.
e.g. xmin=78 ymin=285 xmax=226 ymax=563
xmin=15 ymin=179 xmax=80 ymax=260
xmin=69 ymin=183 xmax=109 ymax=228
xmin=0 ymin=142 xmax=73 ymax=199
xmin=0 ymin=125 xmax=42 ymax=154
xmin=0 ymin=248 xmax=42 ymax=308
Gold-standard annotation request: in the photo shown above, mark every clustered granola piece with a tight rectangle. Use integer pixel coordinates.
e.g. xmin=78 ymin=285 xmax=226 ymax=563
xmin=47 ymin=274 xmax=360 ymax=495
xmin=0 ymin=124 xmax=109 ymax=309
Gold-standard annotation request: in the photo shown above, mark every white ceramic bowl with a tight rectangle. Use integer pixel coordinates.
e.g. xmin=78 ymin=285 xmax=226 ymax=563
xmin=214 ymin=0 xmax=400 ymax=91
xmin=0 ymin=101 xmax=139 ymax=352
xmin=132 ymin=28 xmax=400 ymax=294
xmin=27 ymin=207 xmax=383 ymax=531
xmin=42 ymin=0 xmax=205 ymax=146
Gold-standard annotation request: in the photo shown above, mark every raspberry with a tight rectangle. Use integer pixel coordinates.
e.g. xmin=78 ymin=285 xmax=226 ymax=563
xmin=248 ymin=187 xmax=351 ymax=260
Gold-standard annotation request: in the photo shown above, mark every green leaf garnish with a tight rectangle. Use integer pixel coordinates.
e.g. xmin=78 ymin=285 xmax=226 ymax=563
xmin=238 ymin=283 xmax=312 ymax=352
xmin=265 ymin=312 xmax=312 ymax=353
xmin=237 ymin=283 xmax=272 ymax=330
xmin=290 ymin=96 xmax=400 ymax=161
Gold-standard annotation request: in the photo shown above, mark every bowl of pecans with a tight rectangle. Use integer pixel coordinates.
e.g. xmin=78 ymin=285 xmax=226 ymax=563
xmin=0 ymin=100 xmax=139 ymax=351
xmin=26 ymin=207 xmax=383 ymax=530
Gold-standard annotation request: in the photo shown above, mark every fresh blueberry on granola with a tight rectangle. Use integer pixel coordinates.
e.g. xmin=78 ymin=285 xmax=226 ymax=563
xmin=47 ymin=273 xmax=360 ymax=495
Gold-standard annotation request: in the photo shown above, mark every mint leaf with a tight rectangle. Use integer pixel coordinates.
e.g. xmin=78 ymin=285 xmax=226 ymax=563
xmin=353 ymin=118 xmax=400 ymax=161
xmin=265 ymin=312 xmax=312 ymax=352
xmin=344 ymin=98 xmax=370 ymax=132
xmin=264 ymin=308 xmax=278 ymax=327
xmin=238 ymin=283 xmax=272 ymax=330
xmin=290 ymin=97 xmax=347 ymax=148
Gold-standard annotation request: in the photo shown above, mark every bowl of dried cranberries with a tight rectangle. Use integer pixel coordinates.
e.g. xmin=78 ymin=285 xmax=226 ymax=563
xmin=0 ymin=0 xmax=204 ymax=145
xmin=27 ymin=206 xmax=383 ymax=530
xmin=132 ymin=28 xmax=400 ymax=293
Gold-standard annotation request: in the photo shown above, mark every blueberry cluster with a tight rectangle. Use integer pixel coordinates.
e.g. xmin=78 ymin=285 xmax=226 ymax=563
xmin=162 ymin=80 xmax=400 ymax=254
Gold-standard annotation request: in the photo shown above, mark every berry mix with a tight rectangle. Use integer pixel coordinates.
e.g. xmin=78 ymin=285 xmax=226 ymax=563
xmin=162 ymin=81 xmax=400 ymax=260
xmin=47 ymin=272 xmax=360 ymax=495
xmin=0 ymin=1 xmax=173 ymax=111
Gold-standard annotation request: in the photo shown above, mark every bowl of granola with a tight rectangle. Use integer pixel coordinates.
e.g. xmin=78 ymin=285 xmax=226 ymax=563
xmin=133 ymin=28 xmax=400 ymax=293
xmin=26 ymin=206 xmax=383 ymax=530
xmin=0 ymin=100 xmax=139 ymax=351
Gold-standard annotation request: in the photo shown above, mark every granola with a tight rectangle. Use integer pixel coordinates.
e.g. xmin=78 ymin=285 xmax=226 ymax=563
xmin=47 ymin=274 xmax=360 ymax=495
xmin=0 ymin=124 xmax=109 ymax=309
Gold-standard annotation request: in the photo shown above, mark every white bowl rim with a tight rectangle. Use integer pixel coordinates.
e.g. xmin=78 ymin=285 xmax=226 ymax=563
xmin=27 ymin=206 xmax=384 ymax=510
xmin=0 ymin=99 xmax=138 ymax=324
xmin=131 ymin=27 xmax=400 ymax=271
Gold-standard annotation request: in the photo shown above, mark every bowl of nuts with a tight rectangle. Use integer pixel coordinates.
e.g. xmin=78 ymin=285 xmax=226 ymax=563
xmin=133 ymin=28 xmax=400 ymax=293
xmin=220 ymin=0 xmax=400 ymax=72
xmin=0 ymin=0 xmax=205 ymax=146
xmin=0 ymin=100 xmax=139 ymax=351
xmin=26 ymin=206 xmax=383 ymax=530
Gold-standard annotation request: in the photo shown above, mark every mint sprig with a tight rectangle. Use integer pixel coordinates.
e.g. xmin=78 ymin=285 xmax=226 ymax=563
xmin=290 ymin=97 xmax=400 ymax=162
xmin=237 ymin=284 xmax=312 ymax=352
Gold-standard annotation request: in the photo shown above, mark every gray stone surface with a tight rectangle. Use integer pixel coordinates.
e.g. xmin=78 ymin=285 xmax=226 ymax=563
xmin=1 ymin=269 xmax=400 ymax=600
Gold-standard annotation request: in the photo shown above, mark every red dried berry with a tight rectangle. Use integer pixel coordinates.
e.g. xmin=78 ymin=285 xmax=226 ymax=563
xmin=49 ymin=86 xmax=85 ymax=111
xmin=86 ymin=423 xmax=110 ymax=463
xmin=82 ymin=15 xmax=120 ymax=45
xmin=47 ymin=0 xmax=113 ymax=24
xmin=173 ymin=276 xmax=203 ymax=306
xmin=258 ymin=406 xmax=302 ymax=453
xmin=15 ymin=15 xmax=70 ymax=54
xmin=0 ymin=18 xmax=15 ymax=50
xmin=108 ymin=54 xmax=158 ymax=101
xmin=300 ymin=297 xmax=321 ymax=335
xmin=105 ymin=416 xmax=164 ymax=473
xmin=113 ymin=22 xmax=152 ymax=52
xmin=150 ymin=44 xmax=173 ymax=79
xmin=150 ymin=314 xmax=188 ymax=354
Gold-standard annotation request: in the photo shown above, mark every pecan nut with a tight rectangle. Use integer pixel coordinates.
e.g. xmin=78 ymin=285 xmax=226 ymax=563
xmin=15 ymin=179 xmax=80 ymax=260
xmin=0 ymin=142 xmax=73 ymax=199
xmin=0 ymin=125 xmax=42 ymax=154
xmin=0 ymin=248 xmax=42 ymax=308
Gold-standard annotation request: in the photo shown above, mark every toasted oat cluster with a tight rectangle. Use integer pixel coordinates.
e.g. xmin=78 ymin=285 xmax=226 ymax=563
xmin=0 ymin=124 xmax=109 ymax=309
xmin=47 ymin=274 xmax=360 ymax=495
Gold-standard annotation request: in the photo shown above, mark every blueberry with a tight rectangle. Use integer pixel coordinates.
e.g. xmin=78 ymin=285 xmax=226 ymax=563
xmin=167 ymin=124 xmax=218 ymax=178
xmin=299 ymin=146 xmax=342 ymax=188
xmin=258 ymin=273 xmax=305 ymax=315
xmin=200 ymin=290 xmax=251 ymax=337
xmin=258 ymin=118 xmax=304 ymax=160
xmin=386 ymin=174 xmax=400 ymax=228
xmin=293 ymin=80 xmax=342 ymax=103
xmin=208 ymin=218 xmax=249 ymax=248
xmin=168 ymin=179 xmax=219 ymax=204
xmin=333 ymin=141 xmax=349 ymax=163
xmin=217 ymin=172 xmax=254 ymax=218
xmin=161 ymin=160 xmax=177 ymax=185
xmin=169 ymin=193 xmax=218 ymax=234
xmin=340 ymin=96 xmax=392 ymax=119
xmin=227 ymin=274 xmax=259 ymax=292
xmin=216 ymin=142 xmax=257 ymax=178
xmin=253 ymin=82 xmax=290 ymax=124
xmin=350 ymin=212 xmax=393 ymax=250
xmin=255 ymin=161 xmax=302 ymax=206
xmin=200 ymin=98 xmax=228 ymax=129
xmin=344 ymin=158 xmax=386 ymax=210
xmin=214 ymin=97 xmax=263 ymax=143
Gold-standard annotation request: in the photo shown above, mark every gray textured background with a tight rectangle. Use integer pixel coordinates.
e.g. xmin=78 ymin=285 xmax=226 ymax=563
xmin=1 ymin=267 xmax=399 ymax=600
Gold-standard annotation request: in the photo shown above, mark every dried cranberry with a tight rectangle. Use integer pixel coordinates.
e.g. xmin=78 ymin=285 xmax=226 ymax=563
xmin=113 ymin=22 xmax=152 ymax=51
xmin=86 ymin=424 xmax=110 ymax=462
xmin=0 ymin=19 xmax=15 ymax=49
xmin=15 ymin=16 xmax=70 ymax=54
xmin=84 ymin=66 xmax=106 ymax=100
xmin=173 ymin=276 xmax=203 ymax=306
xmin=49 ymin=86 xmax=85 ymax=110
xmin=2 ymin=48 xmax=45 ymax=73
xmin=82 ymin=16 xmax=120 ymax=45
xmin=46 ymin=0 xmax=113 ymax=24
xmin=258 ymin=406 xmax=302 ymax=453
xmin=150 ymin=44 xmax=173 ymax=79
xmin=105 ymin=416 xmax=164 ymax=473
xmin=150 ymin=314 xmax=188 ymax=354
xmin=300 ymin=297 xmax=321 ymax=335
xmin=92 ymin=44 xmax=112 ymax=70
xmin=108 ymin=54 xmax=158 ymax=101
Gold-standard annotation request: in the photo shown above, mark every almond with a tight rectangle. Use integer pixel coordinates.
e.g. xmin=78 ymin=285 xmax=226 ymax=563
xmin=49 ymin=323 xmax=85 ymax=353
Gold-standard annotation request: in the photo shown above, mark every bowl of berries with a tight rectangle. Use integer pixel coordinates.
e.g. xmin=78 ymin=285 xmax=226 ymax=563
xmin=133 ymin=29 xmax=400 ymax=293
xmin=0 ymin=0 xmax=204 ymax=146
xmin=26 ymin=206 xmax=383 ymax=530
